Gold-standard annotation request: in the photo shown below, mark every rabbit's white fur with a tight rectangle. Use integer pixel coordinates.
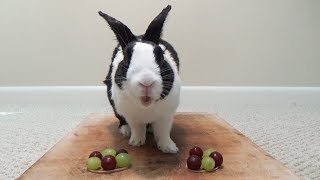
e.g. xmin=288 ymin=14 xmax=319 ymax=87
xmin=111 ymin=42 xmax=181 ymax=153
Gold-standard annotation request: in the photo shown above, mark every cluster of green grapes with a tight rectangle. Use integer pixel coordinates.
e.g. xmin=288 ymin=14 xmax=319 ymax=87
xmin=187 ymin=146 xmax=223 ymax=172
xmin=86 ymin=148 xmax=131 ymax=171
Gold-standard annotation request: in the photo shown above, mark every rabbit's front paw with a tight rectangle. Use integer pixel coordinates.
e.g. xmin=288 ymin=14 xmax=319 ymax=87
xmin=157 ymin=138 xmax=179 ymax=153
xmin=129 ymin=134 xmax=146 ymax=146
xmin=119 ymin=125 xmax=131 ymax=137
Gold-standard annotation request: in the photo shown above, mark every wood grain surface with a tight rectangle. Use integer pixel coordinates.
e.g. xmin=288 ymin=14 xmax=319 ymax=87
xmin=19 ymin=113 xmax=300 ymax=180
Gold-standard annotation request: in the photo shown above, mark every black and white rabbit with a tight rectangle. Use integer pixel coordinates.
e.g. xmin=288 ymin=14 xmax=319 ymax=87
xmin=99 ymin=5 xmax=180 ymax=153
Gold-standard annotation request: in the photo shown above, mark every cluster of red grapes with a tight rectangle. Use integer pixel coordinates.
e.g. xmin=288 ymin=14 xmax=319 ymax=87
xmin=87 ymin=148 xmax=131 ymax=171
xmin=187 ymin=146 xmax=223 ymax=172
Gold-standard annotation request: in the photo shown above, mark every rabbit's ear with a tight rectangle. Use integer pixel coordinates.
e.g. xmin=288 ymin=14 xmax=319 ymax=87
xmin=99 ymin=11 xmax=136 ymax=49
xmin=142 ymin=5 xmax=171 ymax=44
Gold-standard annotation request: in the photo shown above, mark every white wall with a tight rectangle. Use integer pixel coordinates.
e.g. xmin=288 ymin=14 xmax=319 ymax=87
xmin=0 ymin=0 xmax=319 ymax=86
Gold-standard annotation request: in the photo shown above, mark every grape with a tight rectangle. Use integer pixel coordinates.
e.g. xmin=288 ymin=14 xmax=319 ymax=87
xmin=101 ymin=148 xmax=116 ymax=157
xmin=209 ymin=151 xmax=223 ymax=168
xmin=89 ymin=151 xmax=102 ymax=159
xmin=187 ymin=155 xmax=201 ymax=170
xmin=189 ymin=146 xmax=203 ymax=158
xmin=116 ymin=149 xmax=128 ymax=155
xmin=101 ymin=155 xmax=117 ymax=170
xmin=87 ymin=157 xmax=101 ymax=170
xmin=202 ymin=148 xmax=215 ymax=158
xmin=201 ymin=157 xmax=215 ymax=171
xmin=115 ymin=153 xmax=131 ymax=168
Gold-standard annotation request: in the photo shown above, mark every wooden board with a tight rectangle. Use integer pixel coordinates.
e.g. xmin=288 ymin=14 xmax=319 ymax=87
xmin=19 ymin=113 xmax=300 ymax=180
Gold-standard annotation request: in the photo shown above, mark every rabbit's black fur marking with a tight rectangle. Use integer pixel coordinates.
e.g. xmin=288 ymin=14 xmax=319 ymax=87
xmin=159 ymin=39 xmax=179 ymax=71
xmin=104 ymin=46 xmax=128 ymax=127
xmin=98 ymin=11 xmax=136 ymax=49
xmin=143 ymin=5 xmax=171 ymax=44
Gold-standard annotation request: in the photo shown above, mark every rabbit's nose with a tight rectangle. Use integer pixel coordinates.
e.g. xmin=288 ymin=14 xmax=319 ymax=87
xmin=139 ymin=71 xmax=156 ymax=87
xmin=139 ymin=81 xmax=154 ymax=87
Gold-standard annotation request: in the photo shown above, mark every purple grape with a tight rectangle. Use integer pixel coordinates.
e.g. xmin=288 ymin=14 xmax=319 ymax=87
xmin=101 ymin=155 xmax=116 ymax=170
xmin=187 ymin=155 xmax=201 ymax=170
xmin=189 ymin=146 xmax=203 ymax=158
xmin=209 ymin=151 xmax=223 ymax=168
xmin=89 ymin=151 xmax=102 ymax=159
xmin=116 ymin=149 xmax=128 ymax=155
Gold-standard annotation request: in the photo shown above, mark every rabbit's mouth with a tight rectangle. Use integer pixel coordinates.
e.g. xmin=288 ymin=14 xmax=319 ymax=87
xmin=140 ymin=96 xmax=153 ymax=107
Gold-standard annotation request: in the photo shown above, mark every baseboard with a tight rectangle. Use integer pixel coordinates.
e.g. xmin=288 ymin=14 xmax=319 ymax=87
xmin=1 ymin=86 xmax=319 ymax=106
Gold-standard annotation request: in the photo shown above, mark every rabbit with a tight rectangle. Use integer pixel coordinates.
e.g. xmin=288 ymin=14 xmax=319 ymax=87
xmin=98 ymin=5 xmax=180 ymax=153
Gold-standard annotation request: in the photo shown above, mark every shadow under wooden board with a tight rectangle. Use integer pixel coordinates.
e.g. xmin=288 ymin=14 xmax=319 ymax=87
xmin=19 ymin=113 xmax=300 ymax=180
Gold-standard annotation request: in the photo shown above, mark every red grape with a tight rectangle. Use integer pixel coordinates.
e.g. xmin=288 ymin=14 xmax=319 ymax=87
xmin=187 ymin=155 xmax=202 ymax=170
xmin=101 ymin=155 xmax=116 ymax=170
xmin=189 ymin=146 xmax=203 ymax=158
xmin=116 ymin=149 xmax=128 ymax=155
xmin=89 ymin=151 xmax=102 ymax=159
xmin=209 ymin=151 xmax=223 ymax=168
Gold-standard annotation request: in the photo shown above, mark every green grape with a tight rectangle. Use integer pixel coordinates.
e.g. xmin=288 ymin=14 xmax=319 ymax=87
xmin=201 ymin=157 xmax=215 ymax=171
xmin=101 ymin=148 xmax=117 ymax=157
xmin=115 ymin=153 xmax=131 ymax=168
xmin=202 ymin=148 xmax=215 ymax=158
xmin=87 ymin=157 xmax=101 ymax=170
